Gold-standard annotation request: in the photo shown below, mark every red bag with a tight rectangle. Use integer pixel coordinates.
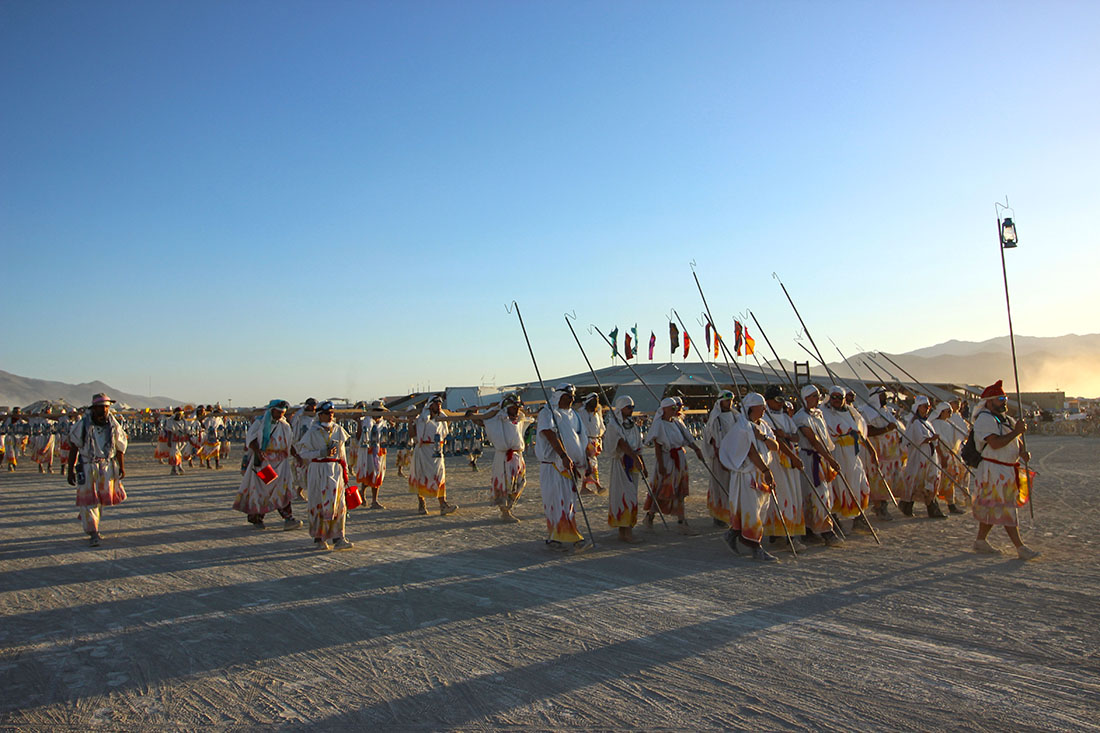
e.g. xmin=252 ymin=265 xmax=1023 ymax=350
xmin=256 ymin=464 xmax=278 ymax=484
xmin=345 ymin=484 xmax=363 ymax=510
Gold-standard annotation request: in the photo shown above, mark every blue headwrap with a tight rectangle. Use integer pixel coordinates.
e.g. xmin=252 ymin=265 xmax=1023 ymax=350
xmin=262 ymin=399 xmax=287 ymax=451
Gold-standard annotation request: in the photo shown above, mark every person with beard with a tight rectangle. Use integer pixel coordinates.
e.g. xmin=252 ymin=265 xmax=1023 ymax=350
xmin=473 ymin=394 xmax=533 ymax=522
xmin=603 ymin=394 xmax=646 ymax=543
xmin=702 ymin=390 xmax=739 ymax=527
xmin=794 ymin=385 xmax=843 ymax=546
xmin=296 ymin=401 xmax=354 ymax=550
xmin=860 ymin=386 xmax=904 ymax=520
xmin=899 ymin=396 xmax=948 ymax=518
xmin=233 ymin=399 xmax=301 ymax=530
xmin=971 ymin=381 xmax=1039 ymax=559
xmin=643 ymin=396 xmax=705 ymax=535
xmin=409 ymin=395 xmax=459 ymax=516
xmin=356 ymin=400 xmax=390 ymax=510
xmin=536 ymin=384 xmax=588 ymax=551
xmin=289 ymin=398 xmax=318 ymax=500
xmin=163 ymin=407 xmax=190 ymax=475
xmin=822 ymin=385 xmax=878 ymax=530
xmin=719 ymin=392 xmax=781 ymax=562
xmin=761 ymin=386 xmax=806 ymax=552
xmin=66 ymin=394 xmax=128 ymax=547
xmin=578 ymin=393 xmax=605 ymax=494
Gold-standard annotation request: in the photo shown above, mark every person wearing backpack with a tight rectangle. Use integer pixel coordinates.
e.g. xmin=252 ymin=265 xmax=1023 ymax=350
xmin=971 ymin=380 xmax=1040 ymax=559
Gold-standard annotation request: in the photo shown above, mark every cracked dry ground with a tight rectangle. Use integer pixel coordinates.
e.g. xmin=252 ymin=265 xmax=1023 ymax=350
xmin=1 ymin=436 xmax=1097 ymax=731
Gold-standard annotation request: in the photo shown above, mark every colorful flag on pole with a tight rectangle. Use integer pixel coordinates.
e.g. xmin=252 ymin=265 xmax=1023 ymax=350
xmin=631 ymin=324 xmax=638 ymax=357
xmin=609 ymin=326 xmax=619 ymax=357
xmin=704 ymin=322 xmax=711 ymax=350
xmin=648 ymin=332 xmax=656 ymax=360
xmin=1017 ymin=468 xmax=1036 ymax=506
xmin=714 ymin=331 xmax=720 ymax=358
xmin=683 ymin=332 xmax=690 ymax=359
xmin=669 ymin=322 xmax=679 ymax=355
xmin=734 ymin=320 xmax=744 ymax=356
xmin=744 ymin=327 xmax=755 ymax=356
xmin=624 ymin=332 xmax=633 ymax=360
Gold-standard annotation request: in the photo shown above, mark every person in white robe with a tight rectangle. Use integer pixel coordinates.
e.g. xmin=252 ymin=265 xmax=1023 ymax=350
xmin=66 ymin=394 xmax=127 ymax=547
xmin=475 ymin=394 xmax=534 ymax=522
xmin=948 ymin=398 xmax=972 ymax=506
xmin=762 ymin=385 xmax=806 ymax=551
xmin=860 ymin=386 xmax=904 ymax=520
xmin=30 ymin=412 xmax=57 ymax=473
xmin=900 ymin=396 xmax=948 ymax=518
xmin=930 ymin=402 xmax=967 ymax=514
xmin=356 ymin=400 xmax=390 ymax=510
xmin=794 ymin=385 xmax=843 ymax=546
xmin=409 ymin=395 xmax=458 ymax=516
xmin=233 ymin=399 xmax=302 ymax=530
xmin=822 ymin=385 xmax=878 ymax=530
xmin=289 ymin=398 xmax=318 ymax=499
xmin=969 ymin=380 xmax=1039 ymax=559
xmin=603 ymin=394 xmax=647 ymax=543
xmin=719 ymin=392 xmax=781 ymax=562
xmin=579 ymin=394 xmax=606 ymax=494
xmin=701 ymin=390 xmax=739 ymax=526
xmin=644 ymin=397 xmax=706 ymax=534
xmin=536 ymin=384 xmax=589 ymax=551
xmin=163 ymin=407 xmax=190 ymax=475
xmin=295 ymin=401 xmax=354 ymax=550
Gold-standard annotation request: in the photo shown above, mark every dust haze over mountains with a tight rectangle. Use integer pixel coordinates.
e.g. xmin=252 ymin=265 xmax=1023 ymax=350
xmin=3 ymin=334 xmax=1098 ymax=409
xmin=814 ymin=334 xmax=1100 ymax=398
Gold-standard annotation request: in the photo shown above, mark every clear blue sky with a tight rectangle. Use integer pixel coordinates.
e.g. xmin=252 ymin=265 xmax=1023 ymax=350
xmin=2 ymin=1 xmax=1097 ymax=405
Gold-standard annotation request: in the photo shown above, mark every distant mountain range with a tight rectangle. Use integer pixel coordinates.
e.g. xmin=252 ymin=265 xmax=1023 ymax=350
xmin=777 ymin=333 xmax=1100 ymax=398
xmin=3 ymin=333 xmax=1098 ymax=409
xmin=0 ymin=370 xmax=183 ymax=411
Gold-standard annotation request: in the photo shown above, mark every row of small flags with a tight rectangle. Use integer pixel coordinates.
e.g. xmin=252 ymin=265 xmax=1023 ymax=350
xmin=608 ymin=318 xmax=755 ymax=361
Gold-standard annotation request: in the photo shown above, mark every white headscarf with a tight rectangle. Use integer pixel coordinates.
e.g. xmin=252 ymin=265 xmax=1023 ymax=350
xmin=741 ymin=392 xmax=765 ymax=418
xmin=911 ymin=395 xmax=930 ymax=415
xmin=612 ymin=394 xmax=634 ymax=421
xmin=932 ymin=401 xmax=952 ymax=419
xmin=829 ymin=385 xmax=845 ymax=397
xmin=801 ymin=384 xmax=820 ymax=401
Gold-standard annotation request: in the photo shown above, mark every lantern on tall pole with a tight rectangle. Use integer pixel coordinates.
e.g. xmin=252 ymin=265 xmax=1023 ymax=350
xmin=995 ymin=198 xmax=1023 ymax=419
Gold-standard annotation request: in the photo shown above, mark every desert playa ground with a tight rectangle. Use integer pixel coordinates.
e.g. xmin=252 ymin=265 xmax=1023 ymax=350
xmin=0 ymin=436 xmax=1097 ymax=731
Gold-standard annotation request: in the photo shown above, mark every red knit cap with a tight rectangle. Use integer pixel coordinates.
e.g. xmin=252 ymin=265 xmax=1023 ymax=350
xmin=980 ymin=380 xmax=1006 ymax=399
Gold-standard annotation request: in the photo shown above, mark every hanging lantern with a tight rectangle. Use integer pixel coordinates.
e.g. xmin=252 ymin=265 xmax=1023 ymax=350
xmin=1000 ymin=217 xmax=1018 ymax=248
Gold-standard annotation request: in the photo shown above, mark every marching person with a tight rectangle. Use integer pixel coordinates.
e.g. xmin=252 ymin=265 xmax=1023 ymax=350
xmin=199 ymin=405 xmax=224 ymax=469
xmin=794 ymin=385 xmax=842 ymax=546
xmin=289 ymin=397 xmax=318 ymax=500
xmin=603 ymin=394 xmax=646 ymax=543
xmin=409 ymin=395 xmax=458 ymax=516
xmin=643 ymin=396 xmax=705 ymax=535
xmin=474 ymin=394 xmax=533 ymax=522
xmin=970 ymin=381 xmax=1039 ymax=559
xmin=762 ymin=386 xmax=806 ymax=552
xmin=719 ymin=392 xmax=780 ymax=562
xmin=899 ymin=396 xmax=948 ymax=518
xmin=55 ymin=409 xmax=74 ymax=476
xmin=296 ymin=401 xmax=354 ymax=550
xmin=702 ymin=390 xmax=739 ymax=526
xmin=536 ymin=384 xmax=588 ymax=551
xmin=861 ymin=386 xmax=903 ymax=520
xmin=2 ymin=407 xmax=28 ymax=471
xmin=233 ymin=399 xmax=302 ymax=530
xmin=66 ymin=394 xmax=127 ymax=547
xmin=356 ymin=400 xmax=390 ymax=510
xmin=31 ymin=410 xmax=57 ymax=473
xmin=930 ymin=402 xmax=967 ymax=514
xmin=822 ymin=385 xmax=877 ymax=530
xmin=163 ymin=407 xmax=190 ymax=475
xmin=948 ymin=398 xmax=972 ymax=506
xmin=579 ymin=393 xmax=605 ymax=494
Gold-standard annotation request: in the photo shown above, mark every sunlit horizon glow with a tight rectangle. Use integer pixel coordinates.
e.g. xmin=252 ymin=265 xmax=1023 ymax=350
xmin=2 ymin=2 xmax=1097 ymax=404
